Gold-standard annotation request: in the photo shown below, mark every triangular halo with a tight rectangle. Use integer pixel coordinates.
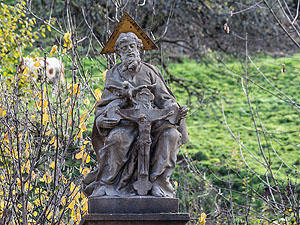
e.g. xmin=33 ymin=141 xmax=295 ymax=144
xmin=100 ymin=12 xmax=158 ymax=54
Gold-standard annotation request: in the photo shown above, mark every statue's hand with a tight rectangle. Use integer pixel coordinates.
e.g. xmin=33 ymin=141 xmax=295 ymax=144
xmin=115 ymin=108 xmax=120 ymax=114
xmin=167 ymin=110 xmax=174 ymax=116
xmin=179 ymin=106 xmax=188 ymax=119
xmin=96 ymin=115 xmax=119 ymax=129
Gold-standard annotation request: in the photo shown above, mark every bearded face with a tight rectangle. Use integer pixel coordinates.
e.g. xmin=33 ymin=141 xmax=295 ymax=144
xmin=117 ymin=38 xmax=141 ymax=72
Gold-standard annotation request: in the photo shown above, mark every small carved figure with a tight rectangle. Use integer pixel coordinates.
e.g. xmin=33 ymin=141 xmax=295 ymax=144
xmin=106 ymin=81 xmax=155 ymax=107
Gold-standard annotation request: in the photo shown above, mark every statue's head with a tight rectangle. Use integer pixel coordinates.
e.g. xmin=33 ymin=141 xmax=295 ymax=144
xmin=139 ymin=113 xmax=146 ymax=121
xmin=122 ymin=81 xmax=130 ymax=89
xmin=135 ymin=88 xmax=154 ymax=103
xmin=115 ymin=32 xmax=143 ymax=71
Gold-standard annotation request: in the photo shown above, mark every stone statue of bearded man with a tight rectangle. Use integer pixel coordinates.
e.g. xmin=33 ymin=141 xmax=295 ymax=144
xmin=82 ymin=32 xmax=189 ymax=198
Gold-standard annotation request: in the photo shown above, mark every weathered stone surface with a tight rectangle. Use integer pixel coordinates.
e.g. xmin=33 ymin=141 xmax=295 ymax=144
xmin=88 ymin=196 xmax=179 ymax=214
xmin=83 ymin=30 xmax=189 ymax=198
xmin=79 ymin=213 xmax=190 ymax=225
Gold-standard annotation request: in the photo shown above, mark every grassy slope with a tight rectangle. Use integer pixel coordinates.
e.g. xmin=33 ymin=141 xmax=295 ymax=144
xmin=167 ymin=54 xmax=300 ymax=181
xmin=60 ymin=52 xmax=300 ymax=185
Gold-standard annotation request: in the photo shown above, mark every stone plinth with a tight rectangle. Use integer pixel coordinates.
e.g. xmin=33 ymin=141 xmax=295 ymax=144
xmin=79 ymin=197 xmax=190 ymax=225
xmin=88 ymin=196 xmax=179 ymax=214
xmin=79 ymin=213 xmax=190 ymax=225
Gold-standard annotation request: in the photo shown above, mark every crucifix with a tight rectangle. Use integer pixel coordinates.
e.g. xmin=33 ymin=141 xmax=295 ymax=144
xmin=107 ymin=86 xmax=180 ymax=195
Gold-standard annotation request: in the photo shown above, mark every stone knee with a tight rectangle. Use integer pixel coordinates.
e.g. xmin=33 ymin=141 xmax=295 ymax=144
xmin=160 ymin=128 xmax=182 ymax=146
xmin=105 ymin=127 xmax=136 ymax=148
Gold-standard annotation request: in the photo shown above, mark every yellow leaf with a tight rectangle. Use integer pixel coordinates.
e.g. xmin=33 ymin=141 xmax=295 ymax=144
xmin=47 ymin=25 xmax=51 ymax=32
xmin=69 ymin=83 xmax=80 ymax=95
xmin=42 ymin=113 xmax=49 ymax=125
xmin=102 ymin=69 xmax=108 ymax=81
xmin=81 ymin=167 xmax=90 ymax=177
xmin=41 ymin=99 xmax=48 ymax=111
xmin=82 ymin=201 xmax=88 ymax=214
xmin=34 ymin=188 xmax=40 ymax=194
xmin=47 ymin=210 xmax=53 ymax=220
xmin=24 ymin=181 xmax=32 ymax=192
xmin=65 ymin=97 xmax=71 ymax=105
xmin=54 ymin=138 xmax=58 ymax=148
xmin=63 ymin=48 xmax=67 ymax=54
xmin=80 ymin=122 xmax=87 ymax=132
xmin=70 ymin=182 xmax=76 ymax=192
xmin=50 ymin=161 xmax=55 ymax=169
xmin=45 ymin=128 xmax=52 ymax=136
xmin=27 ymin=202 xmax=34 ymax=211
xmin=68 ymin=117 xmax=73 ymax=126
xmin=61 ymin=196 xmax=66 ymax=206
xmin=82 ymin=152 xmax=90 ymax=163
xmin=68 ymin=106 xmax=72 ymax=115
xmin=49 ymin=45 xmax=58 ymax=56
xmin=86 ymin=154 xmax=90 ymax=163
xmin=25 ymin=160 xmax=30 ymax=173
xmin=77 ymin=130 xmax=82 ymax=138
xmin=31 ymin=171 xmax=36 ymax=180
xmin=23 ymin=66 xmax=28 ymax=75
xmin=95 ymin=88 xmax=101 ymax=102
xmin=49 ymin=136 xmax=55 ymax=145
xmin=33 ymin=211 xmax=38 ymax=217
xmin=80 ymin=110 xmax=88 ymax=122
xmin=16 ymin=178 xmax=21 ymax=187
xmin=61 ymin=174 xmax=67 ymax=184
xmin=41 ymin=32 xmax=46 ymax=38
xmin=34 ymin=60 xmax=41 ymax=67
xmin=75 ymin=151 xmax=83 ymax=159
xmin=198 ymin=213 xmax=207 ymax=225
xmin=31 ymin=115 xmax=36 ymax=120
xmin=0 ymin=108 xmax=6 ymax=117
xmin=25 ymin=143 xmax=30 ymax=158
xmin=64 ymin=32 xmax=71 ymax=43
xmin=43 ymin=171 xmax=52 ymax=183
xmin=174 ymin=180 xmax=178 ymax=187
xmin=74 ymin=192 xmax=80 ymax=201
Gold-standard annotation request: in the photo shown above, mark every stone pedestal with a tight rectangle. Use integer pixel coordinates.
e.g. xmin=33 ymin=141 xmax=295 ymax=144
xmin=79 ymin=196 xmax=189 ymax=225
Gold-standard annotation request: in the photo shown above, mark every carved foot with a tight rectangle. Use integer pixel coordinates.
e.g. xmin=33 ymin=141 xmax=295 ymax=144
xmin=133 ymin=177 xmax=152 ymax=196
xmin=151 ymin=184 xmax=165 ymax=197
xmin=90 ymin=185 xmax=106 ymax=197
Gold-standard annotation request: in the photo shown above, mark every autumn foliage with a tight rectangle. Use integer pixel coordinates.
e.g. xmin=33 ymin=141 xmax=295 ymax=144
xmin=0 ymin=1 xmax=104 ymax=224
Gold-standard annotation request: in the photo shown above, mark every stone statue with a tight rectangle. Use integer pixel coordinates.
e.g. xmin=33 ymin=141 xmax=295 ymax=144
xmin=82 ymin=32 xmax=189 ymax=198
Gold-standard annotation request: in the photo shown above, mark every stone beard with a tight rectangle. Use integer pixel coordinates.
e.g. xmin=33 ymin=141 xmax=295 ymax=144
xmin=116 ymin=32 xmax=142 ymax=72
xmin=82 ymin=32 xmax=189 ymax=198
xmin=119 ymin=49 xmax=141 ymax=72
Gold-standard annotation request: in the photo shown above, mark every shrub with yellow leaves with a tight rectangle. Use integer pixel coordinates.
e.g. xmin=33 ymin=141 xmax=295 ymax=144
xmin=0 ymin=2 xmax=40 ymax=93
xmin=0 ymin=1 xmax=108 ymax=224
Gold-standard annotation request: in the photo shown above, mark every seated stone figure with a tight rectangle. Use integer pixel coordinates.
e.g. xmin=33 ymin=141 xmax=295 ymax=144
xmin=82 ymin=32 xmax=189 ymax=198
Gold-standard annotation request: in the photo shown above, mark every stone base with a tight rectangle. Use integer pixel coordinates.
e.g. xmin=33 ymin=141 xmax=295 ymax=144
xmin=80 ymin=197 xmax=190 ymax=225
xmin=79 ymin=213 xmax=190 ymax=225
xmin=88 ymin=196 xmax=179 ymax=214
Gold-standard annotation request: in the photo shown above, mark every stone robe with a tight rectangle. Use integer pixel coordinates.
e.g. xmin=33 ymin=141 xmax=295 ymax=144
xmin=82 ymin=62 xmax=189 ymax=197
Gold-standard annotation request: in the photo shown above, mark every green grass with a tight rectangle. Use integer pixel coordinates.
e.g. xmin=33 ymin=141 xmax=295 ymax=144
xmin=167 ymin=54 xmax=300 ymax=182
xmin=55 ymin=52 xmax=300 ymax=188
